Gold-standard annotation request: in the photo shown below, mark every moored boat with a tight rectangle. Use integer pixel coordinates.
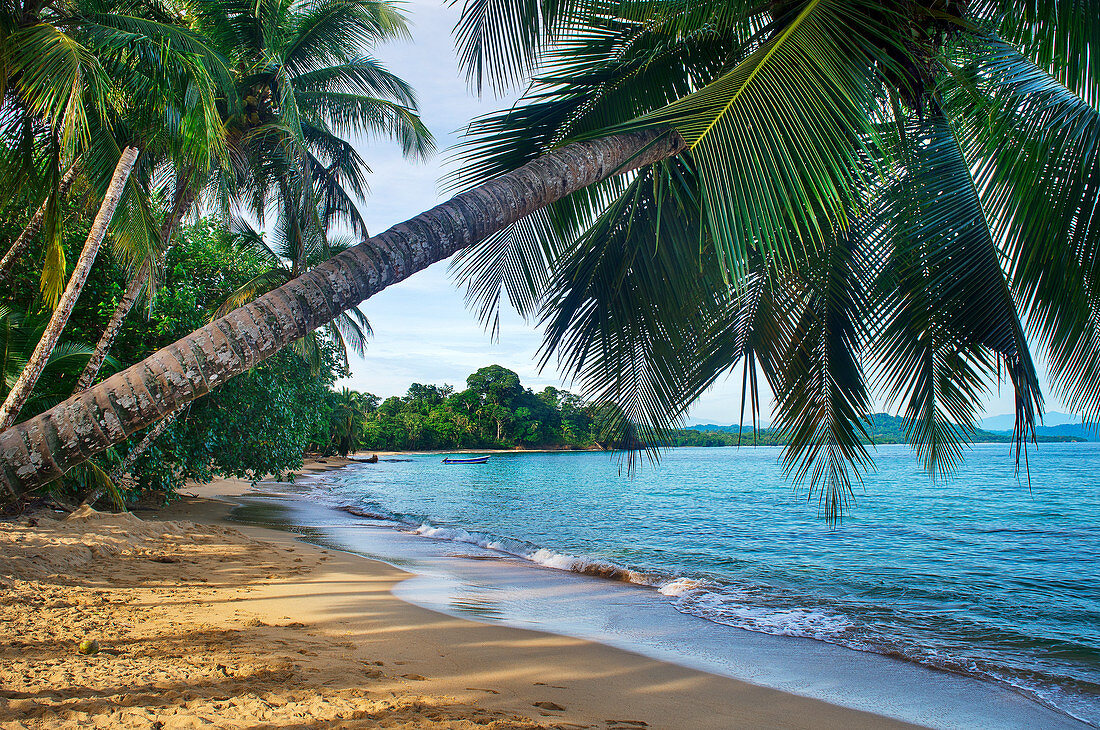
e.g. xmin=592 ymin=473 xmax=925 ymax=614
xmin=441 ymin=455 xmax=489 ymax=464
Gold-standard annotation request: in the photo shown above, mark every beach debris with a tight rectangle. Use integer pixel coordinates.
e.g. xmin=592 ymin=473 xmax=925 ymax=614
xmin=533 ymin=701 xmax=565 ymax=711
xmin=466 ymin=687 xmax=500 ymax=694
xmin=605 ymin=721 xmax=648 ymax=727
xmin=400 ymin=673 xmax=428 ymax=681
xmin=77 ymin=638 xmax=99 ymax=655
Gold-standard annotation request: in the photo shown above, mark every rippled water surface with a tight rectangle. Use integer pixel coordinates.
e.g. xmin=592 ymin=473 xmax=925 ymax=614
xmin=302 ymin=443 xmax=1100 ymax=725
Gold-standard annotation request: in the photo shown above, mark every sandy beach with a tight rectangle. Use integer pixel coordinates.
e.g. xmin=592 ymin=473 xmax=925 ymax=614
xmin=0 ymin=459 xmax=920 ymax=729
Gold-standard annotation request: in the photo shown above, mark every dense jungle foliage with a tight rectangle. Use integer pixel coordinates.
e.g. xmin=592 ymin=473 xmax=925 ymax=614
xmin=0 ymin=208 xmax=344 ymax=503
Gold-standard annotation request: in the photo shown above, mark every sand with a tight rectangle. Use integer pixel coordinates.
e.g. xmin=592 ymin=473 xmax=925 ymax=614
xmin=0 ymin=461 xmax=921 ymax=729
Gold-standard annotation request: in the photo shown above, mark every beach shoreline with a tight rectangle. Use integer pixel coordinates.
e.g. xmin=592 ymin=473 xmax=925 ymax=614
xmin=1 ymin=458 xmax=922 ymax=729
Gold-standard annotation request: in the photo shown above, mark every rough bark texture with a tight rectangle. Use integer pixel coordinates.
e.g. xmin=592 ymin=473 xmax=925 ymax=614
xmin=0 ymin=163 xmax=81 ymax=281
xmin=0 ymin=147 xmax=141 ymax=432
xmin=0 ymin=131 xmax=684 ymax=495
xmin=78 ymin=404 xmax=185 ymax=509
xmin=74 ymin=263 xmax=149 ymax=394
xmin=112 ymin=403 xmax=183 ymax=479
xmin=74 ymin=185 xmax=196 ymax=394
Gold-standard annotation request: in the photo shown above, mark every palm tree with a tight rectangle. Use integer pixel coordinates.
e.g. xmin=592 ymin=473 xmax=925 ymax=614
xmin=199 ymin=0 xmax=432 ymax=237
xmin=0 ymin=0 xmax=227 ymax=302
xmin=71 ymin=0 xmax=432 ymax=393
xmin=218 ymin=216 xmax=372 ymax=370
xmin=326 ymin=388 xmax=365 ymax=456
xmin=3 ymin=1 xmax=1098 ymax=522
xmin=0 ymin=145 xmax=140 ymax=429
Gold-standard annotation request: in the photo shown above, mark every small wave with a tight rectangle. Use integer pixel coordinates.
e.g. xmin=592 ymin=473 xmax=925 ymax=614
xmin=676 ymin=590 xmax=855 ymax=642
xmin=336 ymin=505 xmax=395 ymax=521
xmin=411 ymin=523 xmax=655 ymax=584
xmin=658 ymin=577 xmax=707 ymax=597
xmin=525 ymin=548 xmax=651 ymax=583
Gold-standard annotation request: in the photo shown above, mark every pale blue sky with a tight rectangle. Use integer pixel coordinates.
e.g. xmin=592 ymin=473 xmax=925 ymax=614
xmin=336 ymin=0 xmax=1068 ymax=425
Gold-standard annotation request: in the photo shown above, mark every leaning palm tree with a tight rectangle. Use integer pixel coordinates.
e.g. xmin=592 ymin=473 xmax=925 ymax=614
xmin=0 ymin=145 xmax=140 ymax=429
xmin=217 ymin=214 xmax=372 ymax=369
xmin=4 ymin=1 xmax=1099 ymax=522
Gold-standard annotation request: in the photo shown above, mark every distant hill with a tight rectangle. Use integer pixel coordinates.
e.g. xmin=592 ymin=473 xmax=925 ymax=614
xmin=676 ymin=413 xmax=1086 ymax=447
xmin=689 ymin=423 xmax=763 ymax=433
xmin=980 ymin=411 xmax=1080 ymax=431
xmin=989 ymin=422 xmax=1100 ymax=441
xmin=978 ymin=411 xmax=1099 ymax=441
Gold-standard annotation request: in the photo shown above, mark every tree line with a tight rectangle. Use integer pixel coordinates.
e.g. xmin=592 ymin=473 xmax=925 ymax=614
xmin=317 ymin=364 xmax=613 ymax=455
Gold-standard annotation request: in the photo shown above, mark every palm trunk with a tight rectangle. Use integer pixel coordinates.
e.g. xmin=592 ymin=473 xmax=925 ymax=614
xmin=0 ymin=147 xmax=140 ymax=431
xmin=80 ymin=402 xmax=186 ymax=508
xmin=0 ymin=130 xmax=683 ymax=495
xmin=73 ymin=263 xmax=149 ymax=394
xmin=0 ymin=163 xmax=81 ymax=281
xmin=73 ymin=185 xmax=195 ymax=394
xmin=111 ymin=405 xmax=181 ymax=478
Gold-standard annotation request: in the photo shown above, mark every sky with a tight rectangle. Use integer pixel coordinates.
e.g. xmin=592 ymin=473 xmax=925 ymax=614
xmin=335 ymin=0 xmax=1070 ymax=425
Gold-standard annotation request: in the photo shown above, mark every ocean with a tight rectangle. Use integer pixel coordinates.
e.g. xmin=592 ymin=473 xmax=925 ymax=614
xmin=233 ymin=442 xmax=1100 ymax=728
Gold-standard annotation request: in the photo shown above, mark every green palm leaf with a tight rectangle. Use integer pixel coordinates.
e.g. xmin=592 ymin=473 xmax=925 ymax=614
xmin=624 ymin=0 xmax=898 ymax=275
xmin=872 ymin=108 xmax=1040 ymax=477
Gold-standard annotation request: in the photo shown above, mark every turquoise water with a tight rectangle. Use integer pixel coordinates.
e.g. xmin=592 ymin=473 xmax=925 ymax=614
xmin=304 ymin=443 xmax=1100 ymax=725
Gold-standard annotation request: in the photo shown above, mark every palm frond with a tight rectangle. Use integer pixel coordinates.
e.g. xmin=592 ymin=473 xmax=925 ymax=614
xmin=450 ymin=0 xmax=588 ymax=94
xmin=872 ymin=107 xmax=1040 ymax=477
xmin=624 ymin=0 xmax=897 ymax=276
xmin=943 ymin=36 xmax=1100 ymax=424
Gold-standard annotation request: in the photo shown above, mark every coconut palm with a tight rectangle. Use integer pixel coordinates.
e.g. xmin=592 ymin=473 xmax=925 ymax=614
xmin=0 ymin=0 xmax=227 ymax=300
xmin=4 ymin=1 xmax=1099 ymax=523
xmin=325 ymin=387 xmax=366 ymax=456
xmin=217 ymin=214 xmax=372 ymax=370
xmin=72 ymin=0 xmax=432 ymax=393
xmin=0 ymin=145 xmax=140 ymax=429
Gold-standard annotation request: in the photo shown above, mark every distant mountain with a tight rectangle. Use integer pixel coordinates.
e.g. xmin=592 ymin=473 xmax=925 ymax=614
xmin=981 ymin=411 xmax=1080 ymax=430
xmin=1037 ymin=423 xmax=1099 ymax=440
xmin=678 ymin=413 xmax=1086 ymax=446
xmin=978 ymin=412 xmax=1099 ymax=441
xmin=991 ymin=422 xmax=1099 ymax=441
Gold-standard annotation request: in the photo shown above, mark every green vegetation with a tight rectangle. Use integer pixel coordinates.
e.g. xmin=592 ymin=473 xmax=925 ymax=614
xmin=0 ymin=213 xmax=345 ymax=503
xmin=674 ymin=416 xmax=1086 ymax=447
xmin=314 ymin=365 xmax=607 ymax=454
